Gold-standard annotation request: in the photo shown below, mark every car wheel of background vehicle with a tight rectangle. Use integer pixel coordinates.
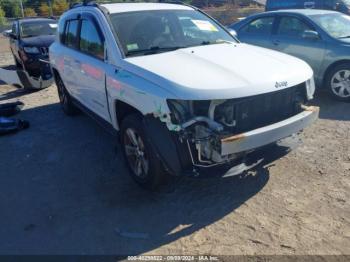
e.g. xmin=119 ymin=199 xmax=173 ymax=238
xmin=325 ymin=63 xmax=350 ymax=102
xmin=121 ymin=113 xmax=166 ymax=190
xmin=54 ymin=74 xmax=78 ymax=115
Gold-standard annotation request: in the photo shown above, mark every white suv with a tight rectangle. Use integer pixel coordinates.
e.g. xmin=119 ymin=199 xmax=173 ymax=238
xmin=50 ymin=2 xmax=318 ymax=189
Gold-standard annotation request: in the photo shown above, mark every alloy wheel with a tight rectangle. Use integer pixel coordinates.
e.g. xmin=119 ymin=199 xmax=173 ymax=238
xmin=123 ymin=128 xmax=149 ymax=178
xmin=331 ymin=70 xmax=350 ymax=98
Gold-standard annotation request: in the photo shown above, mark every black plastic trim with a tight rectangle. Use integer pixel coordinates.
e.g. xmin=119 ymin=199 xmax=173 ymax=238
xmin=71 ymin=96 xmax=118 ymax=137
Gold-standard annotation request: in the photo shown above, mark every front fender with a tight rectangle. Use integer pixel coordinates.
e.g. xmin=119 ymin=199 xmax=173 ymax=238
xmin=106 ymin=68 xmax=180 ymax=131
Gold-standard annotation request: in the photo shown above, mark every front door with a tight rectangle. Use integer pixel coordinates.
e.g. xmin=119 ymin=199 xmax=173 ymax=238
xmin=272 ymin=15 xmax=326 ymax=79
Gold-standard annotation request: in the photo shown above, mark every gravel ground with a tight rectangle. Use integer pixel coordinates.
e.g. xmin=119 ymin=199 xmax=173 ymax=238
xmin=0 ymin=36 xmax=349 ymax=256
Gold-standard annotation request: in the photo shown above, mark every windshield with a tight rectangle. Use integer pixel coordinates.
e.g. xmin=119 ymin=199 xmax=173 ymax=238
xmin=310 ymin=13 xmax=350 ymax=39
xmin=109 ymin=10 xmax=237 ymax=57
xmin=20 ymin=21 xmax=57 ymax=38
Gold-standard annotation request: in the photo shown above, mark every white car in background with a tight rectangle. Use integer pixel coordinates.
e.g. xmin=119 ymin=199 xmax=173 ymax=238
xmin=2 ymin=29 xmax=12 ymax=37
xmin=50 ymin=2 xmax=318 ymax=189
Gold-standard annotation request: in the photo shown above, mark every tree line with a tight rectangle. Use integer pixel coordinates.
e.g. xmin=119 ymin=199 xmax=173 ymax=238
xmin=0 ymin=0 xmax=257 ymax=23
xmin=0 ymin=0 xmax=76 ymax=18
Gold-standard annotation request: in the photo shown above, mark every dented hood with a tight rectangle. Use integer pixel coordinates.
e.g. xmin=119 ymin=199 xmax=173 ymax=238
xmin=125 ymin=43 xmax=313 ymax=100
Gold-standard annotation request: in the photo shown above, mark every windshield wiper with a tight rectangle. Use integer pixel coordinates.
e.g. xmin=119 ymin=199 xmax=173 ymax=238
xmin=126 ymin=46 xmax=185 ymax=57
xmin=200 ymin=41 xmax=213 ymax=45
xmin=339 ymin=35 xmax=350 ymax=39
xmin=22 ymin=35 xmax=38 ymax=38
xmin=198 ymin=40 xmax=234 ymax=46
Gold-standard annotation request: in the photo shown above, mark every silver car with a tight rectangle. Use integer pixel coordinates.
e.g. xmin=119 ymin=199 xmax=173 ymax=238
xmin=230 ymin=9 xmax=350 ymax=102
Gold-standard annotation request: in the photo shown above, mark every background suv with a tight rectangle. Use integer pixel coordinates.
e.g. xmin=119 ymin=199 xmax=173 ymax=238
xmin=266 ymin=0 xmax=350 ymax=15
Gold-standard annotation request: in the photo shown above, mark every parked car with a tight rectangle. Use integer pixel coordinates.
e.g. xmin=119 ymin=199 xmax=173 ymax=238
xmin=2 ymin=29 xmax=12 ymax=37
xmin=9 ymin=18 xmax=57 ymax=82
xmin=50 ymin=2 xmax=318 ymax=189
xmin=266 ymin=0 xmax=350 ymax=15
xmin=230 ymin=9 xmax=350 ymax=101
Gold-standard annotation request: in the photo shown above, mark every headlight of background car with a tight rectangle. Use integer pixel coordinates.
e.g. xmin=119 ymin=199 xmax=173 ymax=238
xmin=306 ymin=77 xmax=316 ymax=100
xmin=23 ymin=46 xmax=40 ymax=54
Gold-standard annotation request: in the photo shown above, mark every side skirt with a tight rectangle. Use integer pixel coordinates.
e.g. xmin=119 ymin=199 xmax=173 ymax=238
xmin=71 ymin=97 xmax=118 ymax=137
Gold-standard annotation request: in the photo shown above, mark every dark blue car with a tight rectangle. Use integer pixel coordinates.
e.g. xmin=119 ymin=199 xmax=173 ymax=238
xmin=230 ymin=9 xmax=350 ymax=101
xmin=9 ymin=18 xmax=57 ymax=81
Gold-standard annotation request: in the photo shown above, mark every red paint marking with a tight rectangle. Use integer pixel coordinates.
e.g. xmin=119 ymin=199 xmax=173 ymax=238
xmin=107 ymin=77 xmax=123 ymax=90
xmin=81 ymin=63 xmax=103 ymax=80
xmin=58 ymin=57 xmax=64 ymax=72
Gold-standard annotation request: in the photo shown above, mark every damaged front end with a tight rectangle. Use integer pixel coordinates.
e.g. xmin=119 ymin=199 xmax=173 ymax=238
xmin=163 ymin=82 xmax=318 ymax=172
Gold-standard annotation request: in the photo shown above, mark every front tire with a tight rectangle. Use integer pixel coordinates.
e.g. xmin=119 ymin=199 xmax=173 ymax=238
xmin=13 ymin=54 xmax=22 ymax=69
xmin=54 ymin=74 xmax=78 ymax=115
xmin=325 ymin=63 xmax=350 ymax=102
xmin=121 ymin=113 xmax=165 ymax=190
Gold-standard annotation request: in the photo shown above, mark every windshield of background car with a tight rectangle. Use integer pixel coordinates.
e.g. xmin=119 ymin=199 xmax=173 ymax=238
xmin=310 ymin=13 xmax=350 ymax=38
xmin=342 ymin=0 xmax=350 ymax=6
xmin=20 ymin=21 xmax=57 ymax=38
xmin=109 ymin=9 xmax=237 ymax=57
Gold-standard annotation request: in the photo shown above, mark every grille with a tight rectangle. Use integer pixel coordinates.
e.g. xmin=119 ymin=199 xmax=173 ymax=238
xmin=40 ymin=47 xmax=49 ymax=55
xmin=218 ymin=83 xmax=307 ymax=134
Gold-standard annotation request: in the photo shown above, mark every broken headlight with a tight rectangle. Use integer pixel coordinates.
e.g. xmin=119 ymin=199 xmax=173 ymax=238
xmin=167 ymin=100 xmax=192 ymax=125
xmin=167 ymin=99 xmax=234 ymax=130
xmin=23 ymin=46 xmax=40 ymax=54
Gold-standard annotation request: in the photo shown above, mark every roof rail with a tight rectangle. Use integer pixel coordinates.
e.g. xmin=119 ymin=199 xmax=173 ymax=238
xmin=16 ymin=16 xmax=58 ymax=21
xmin=158 ymin=0 xmax=198 ymax=9
xmin=69 ymin=1 xmax=98 ymax=9
xmin=69 ymin=1 xmax=111 ymax=16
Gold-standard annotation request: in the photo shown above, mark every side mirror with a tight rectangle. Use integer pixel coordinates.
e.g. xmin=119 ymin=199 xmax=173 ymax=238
xmin=228 ymin=29 xmax=238 ymax=38
xmin=335 ymin=3 xmax=341 ymax=11
xmin=9 ymin=33 xmax=17 ymax=39
xmin=302 ymin=30 xmax=319 ymax=40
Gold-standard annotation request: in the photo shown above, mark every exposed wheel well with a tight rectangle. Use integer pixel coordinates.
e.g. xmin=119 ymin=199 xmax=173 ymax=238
xmin=323 ymin=60 xmax=350 ymax=84
xmin=115 ymin=100 xmax=143 ymax=126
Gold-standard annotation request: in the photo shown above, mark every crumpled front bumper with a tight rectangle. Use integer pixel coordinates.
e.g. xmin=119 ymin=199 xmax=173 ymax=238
xmin=220 ymin=106 xmax=319 ymax=156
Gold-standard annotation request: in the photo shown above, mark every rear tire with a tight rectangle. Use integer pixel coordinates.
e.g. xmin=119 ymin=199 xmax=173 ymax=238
xmin=325 ymin=63 xmax=350 ymax=102
xmin=120 ymin=113 xmax=166 ymax=190
xmin=54 ymin=73 xmax=78 ymax=115
xmin=13 ymin=54 xmax=22 ymax=69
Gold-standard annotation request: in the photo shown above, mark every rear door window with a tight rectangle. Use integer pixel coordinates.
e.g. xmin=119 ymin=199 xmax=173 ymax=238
xmin=277 ymin=16 xmax=313 ymax=38
xmin=241 ymin=17 xmax=275 ymax=35
xmin=79 ymin=19 xmax=104 ymax=59
xmin=65 ymin=20 xmax=79 ymax=48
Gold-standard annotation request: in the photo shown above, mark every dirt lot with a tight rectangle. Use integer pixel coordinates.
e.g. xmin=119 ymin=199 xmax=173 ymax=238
xmin=0 ymin=36 xmax=349 ymax=256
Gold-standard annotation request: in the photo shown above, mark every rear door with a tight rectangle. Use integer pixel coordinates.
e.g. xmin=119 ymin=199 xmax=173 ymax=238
xmin=61 ymin=18 xmax=80 ymax=97
xmin=272 ymin=15 xmax=326 ymax=76
xmin=237 ymin=16 xmax=277 ymax=49
xmin=74 ymin=13 xmax=109 ymax=121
